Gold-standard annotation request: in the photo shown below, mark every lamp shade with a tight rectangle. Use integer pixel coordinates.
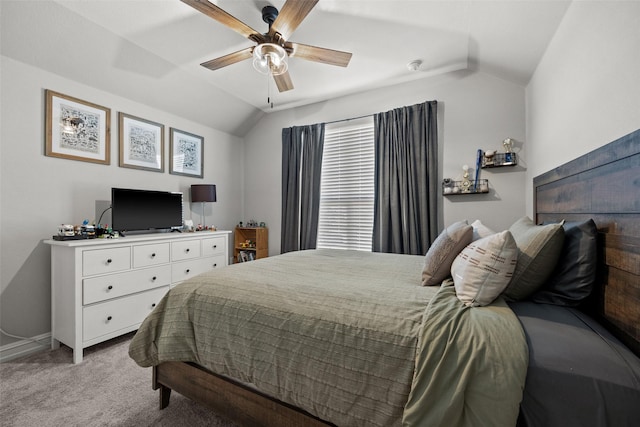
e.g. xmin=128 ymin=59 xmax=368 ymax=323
xmin=191 ymin=184 xmax=217 ymax=203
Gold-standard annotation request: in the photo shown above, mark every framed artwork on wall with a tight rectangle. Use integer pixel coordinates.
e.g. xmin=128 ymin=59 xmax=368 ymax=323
xmin=45 ymin=90 xmax=111 ymax=164
xmin=118 ymin=112 xmax=164 ymax=172
xmin=170 ymin=128 xmax=204 ymax=178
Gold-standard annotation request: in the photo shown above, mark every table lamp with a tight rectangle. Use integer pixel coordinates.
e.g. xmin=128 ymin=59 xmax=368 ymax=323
xmin=190 ymin=184 xmax=217 ymax=228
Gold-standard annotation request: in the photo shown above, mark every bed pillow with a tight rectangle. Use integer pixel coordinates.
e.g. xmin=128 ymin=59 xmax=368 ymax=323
xmin=502 ymin=217 xmax=565 ymax=301
xmin=471 ymin=219 xmax=495 ymax=241
xmin=451 ymin=230 xmax=518 ymax=306
xmin=421 ymin=220 xmax=473 ymax=286
xmin=531 ymin=219 xmax=598 ymax=306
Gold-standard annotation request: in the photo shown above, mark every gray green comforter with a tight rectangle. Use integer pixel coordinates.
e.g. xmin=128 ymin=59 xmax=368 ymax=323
xmin=129 ymin=249 xmax=527 ymax=426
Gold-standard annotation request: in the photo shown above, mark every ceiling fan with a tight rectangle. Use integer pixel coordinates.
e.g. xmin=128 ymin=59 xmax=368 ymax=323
xmin=181 ymin=0 xmax=352 ymax=93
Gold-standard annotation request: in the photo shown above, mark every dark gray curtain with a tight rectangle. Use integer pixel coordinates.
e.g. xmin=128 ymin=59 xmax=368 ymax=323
xmin=372 ymin=101 xmax=438 ymax=255
xmin=281 ymin=123 xmax=325 ymax=253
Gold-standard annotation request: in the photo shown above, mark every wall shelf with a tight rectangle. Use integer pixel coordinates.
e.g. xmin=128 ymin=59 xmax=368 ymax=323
xmin=443 ymin=179 xmax=489 ymax=196
xmin=481 ymin=152 xmax=517 ymax=168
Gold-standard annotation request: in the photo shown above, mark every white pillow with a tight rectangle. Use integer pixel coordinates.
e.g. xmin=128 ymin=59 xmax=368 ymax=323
xmin=471 ymin=219 xmax=495 ymax=241
xmin=451 ymin=230 xmax=518 ymax=307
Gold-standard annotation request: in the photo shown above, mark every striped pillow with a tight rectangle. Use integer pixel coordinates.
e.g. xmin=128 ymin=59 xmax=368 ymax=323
xmin=451 ymin=231 xmax=518 ymax=307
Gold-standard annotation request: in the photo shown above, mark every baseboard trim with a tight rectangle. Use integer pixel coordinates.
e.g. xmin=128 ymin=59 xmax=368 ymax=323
xmin=0 ymin=333 xmax=51 ymax=363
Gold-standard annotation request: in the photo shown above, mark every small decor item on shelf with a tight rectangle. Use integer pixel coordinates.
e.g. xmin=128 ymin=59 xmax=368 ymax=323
xmin=483 ymin=150 xmax=496 ymax=166
xmin=443 ymin=178 xmax=454 ymax=194
xmin=461 ymin=165 xmax=472 ymax=193
xmin=503 ymin=138 xmax=515 ymax=164
xmin=474 ymin=149 xmax=482 ymax=191
xmin=503 ymin=138 xmax=514 ymax=153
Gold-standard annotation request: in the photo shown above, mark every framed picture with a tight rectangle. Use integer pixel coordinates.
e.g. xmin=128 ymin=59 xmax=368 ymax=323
xmin=118 ymin=112 xmax=164 ymax=172
xmin=170 ymin=128 xmax=204 ymax=178
xmin=45 ymin=90 xmax=111 ymax=164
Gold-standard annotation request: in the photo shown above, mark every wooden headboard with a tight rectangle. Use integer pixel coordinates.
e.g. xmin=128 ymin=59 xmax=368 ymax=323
xmin=534 ymin=129 xmax=640 ymax=355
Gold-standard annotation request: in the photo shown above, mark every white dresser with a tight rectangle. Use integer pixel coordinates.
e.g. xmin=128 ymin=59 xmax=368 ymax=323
xmin=44 ymin=231 xmax=231 ymax=363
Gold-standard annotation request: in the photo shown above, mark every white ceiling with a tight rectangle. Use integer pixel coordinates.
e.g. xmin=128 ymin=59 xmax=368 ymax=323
xmin=52 ymin=0 xmax=570 ymax=111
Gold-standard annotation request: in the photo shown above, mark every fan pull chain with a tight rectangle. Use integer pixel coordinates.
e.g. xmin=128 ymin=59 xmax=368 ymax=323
xmin=267 ymin=72 xmax=274 ymax=109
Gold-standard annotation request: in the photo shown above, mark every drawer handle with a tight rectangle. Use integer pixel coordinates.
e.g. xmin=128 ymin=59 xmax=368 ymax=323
xmin=106 ymin=258 xmax=112 ymax=264
xmin=213 ymin=263 xmax=217 ymax=267
xmin=185 ymin=248 xmax=190 ymax=253
xmin=107 ymin=285 xmax=113 ymax=291
xmin=107 ymin=316 xmax=112 ymax=322
xmin=213 ymin=245 xmax=217 ymax=249
xmin=152 ymin=303 xmax=156 ymax=308
xmin=185 ymin=269 xmax=190 ymax=274
xmin=152 ymin=276 xmax=157 ymax=281
xmin=151 ymin=253 xmax=156 ymax=258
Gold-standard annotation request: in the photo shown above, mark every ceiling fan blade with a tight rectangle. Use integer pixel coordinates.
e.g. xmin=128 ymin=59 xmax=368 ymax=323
xmin=286 ymin=42 xmax=352 ymax=67
xmin=181 ymin=0 xmax=263 ymax=42
xmin=269 ymin=0 xmax=319 ymax=41
xmin=200 ymin=47 xmax=253 ymax=71
xmin=274 ymin=71 xmax=294 ymax=92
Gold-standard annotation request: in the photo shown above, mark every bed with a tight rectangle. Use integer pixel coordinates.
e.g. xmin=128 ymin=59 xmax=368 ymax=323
xmin=129 ymin=129 xmax=640 ymax=426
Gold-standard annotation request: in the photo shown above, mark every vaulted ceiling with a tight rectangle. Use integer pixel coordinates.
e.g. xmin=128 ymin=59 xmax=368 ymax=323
xmin=1 ymin=0 xmax=571 ymax=135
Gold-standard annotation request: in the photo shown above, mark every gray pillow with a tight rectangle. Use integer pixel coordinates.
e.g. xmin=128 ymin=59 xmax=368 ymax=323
xmin=421 ymin=220 xmax=473 ymax=286
xmin=503 ymin=217 xmax=565 ymax=301
xmin=451 ymin=230 xmax=518 ymax=306
xmin=531 ymin=219 xmax=598 ymax=306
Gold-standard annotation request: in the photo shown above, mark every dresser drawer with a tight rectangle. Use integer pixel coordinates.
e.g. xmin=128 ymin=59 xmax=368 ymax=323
xmin=171 ymin=256 xmax=225 ymax=285
xmin=83 ymin=286 xmax=168 ymax=342
xmin=202 ymin=236 xmax=226 ymax=257
xmin=201 ymin=254 xmax=226 ymax=271
xmin=171 ymin=239 xmax=201 ymax=261
xmin=83 ymin=265 xmax=171 ymax=305
xmin=83 ymin=247 xmax=131 ymax=276
xmin=133 ymin=243 xmax=170 ymax=268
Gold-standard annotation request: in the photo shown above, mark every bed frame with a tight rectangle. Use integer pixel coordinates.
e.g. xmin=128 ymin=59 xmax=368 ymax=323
xmin=152 ymin=129 xmax=640 ymax=426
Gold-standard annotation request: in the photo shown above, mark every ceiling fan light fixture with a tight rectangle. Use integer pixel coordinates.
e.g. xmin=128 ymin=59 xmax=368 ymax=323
xmin=253 ymin=43 xmax=288 ymax=76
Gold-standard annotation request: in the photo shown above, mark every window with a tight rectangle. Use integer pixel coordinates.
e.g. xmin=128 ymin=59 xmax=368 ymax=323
xmin=317 ymin=117 xmax=375 ymax=251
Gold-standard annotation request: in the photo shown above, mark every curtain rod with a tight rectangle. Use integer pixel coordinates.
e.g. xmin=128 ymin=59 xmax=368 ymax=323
xmin=324 ymin=113 xmax=373 ymax=125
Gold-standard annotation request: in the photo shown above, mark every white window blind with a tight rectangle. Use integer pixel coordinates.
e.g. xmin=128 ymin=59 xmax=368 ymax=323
xmin=317 ymin=118 xmax=375 ymax=251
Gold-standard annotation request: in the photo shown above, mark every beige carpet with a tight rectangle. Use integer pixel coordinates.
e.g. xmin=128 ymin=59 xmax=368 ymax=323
xmin=0 ymin=333 xmax=238 ymax=427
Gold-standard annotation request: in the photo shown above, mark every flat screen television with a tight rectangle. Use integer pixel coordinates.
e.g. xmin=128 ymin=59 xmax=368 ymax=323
xmin=111 ymin=188 xmax=183 ymax=234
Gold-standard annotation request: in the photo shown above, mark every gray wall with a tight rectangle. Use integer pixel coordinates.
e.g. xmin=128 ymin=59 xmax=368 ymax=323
xmin=525 ymin=1 xmax=640 ymax=215
xmin=243 ymin=71 xmax=527 ymax=255
xmin=0 ymin=57 xmax=244 ymax=347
